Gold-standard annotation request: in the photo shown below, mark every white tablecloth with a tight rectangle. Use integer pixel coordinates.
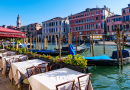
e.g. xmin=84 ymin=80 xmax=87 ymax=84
xmin=0 ymin=51 xmax=16 ymax=57
xmin=28 ymin=68 xmax=93 ymax=90
xmin=9 ymin=59 xmax=48 ymax=87
xmin=2 ymin=55 xmax=23 ymax=75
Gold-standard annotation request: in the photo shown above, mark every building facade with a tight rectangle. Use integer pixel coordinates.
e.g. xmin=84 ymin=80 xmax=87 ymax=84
xmin=69 ymin=5 xmax=114 ymax=39
xmin=42 ymin=17 xmax=69 ymax=41
xmin=106 ymin=15 xmax=123 ymax=36
xmin=122 ymin=4 xmax=130 ymax=33
xmin=20 ymin=23 xmax=42 ymax=38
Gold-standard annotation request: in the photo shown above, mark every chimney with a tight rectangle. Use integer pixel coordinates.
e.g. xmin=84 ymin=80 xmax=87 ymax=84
xmin=86 ymin=8 xmax=90 ymax=12
xmin=128 ymin=3 xmax=130 ymax=7
xmin=104 ymin=5 xmax=106 ymax=9
xmin=96 ymin=5 xmax=99 ymax=8
xmin=109 ymin=8 xmax=110 ymax=12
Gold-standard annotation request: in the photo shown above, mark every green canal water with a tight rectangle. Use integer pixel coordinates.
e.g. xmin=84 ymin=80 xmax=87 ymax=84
xmin=33 ymin=42 xmax=130 ymax=90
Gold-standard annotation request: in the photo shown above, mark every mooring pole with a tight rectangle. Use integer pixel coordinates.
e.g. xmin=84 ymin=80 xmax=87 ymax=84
xmin=117 ymin=26 xmax=123 ymax=69
xmin=55 ymin=37 xmax=57 ymax=49
xmin=116 ymin=25 xmax=120 ymax=68
xmin=51 ymin=34 xmax=52 ymax=50
xmin=41 ymin=35 xmax=42 ymax=50
xmin=76 ymin=32 xmax=77 ymax=55
xmin=68 ymin=33 xmax=69 ymax=44
xmin=33 ymin=36 xmax=34 ymax=49
xmin=59 ymin=28 xmax=61 ymax=58
xmin=122 ymin=30 xmax=124 ymax=50
xmin=103 ymin=32 xmax=105 ymax=54
xmin=36 ymin=36 xmax=37 ymax=49
xmin=62 ymin=36 xmax=63 ymax=47
xmin=92 ymin=29 xmax=94 ymax=57
xmin=89 ymin=33 xmax=91 ymax=52
xmin=79 ymin=33 xmax=80 ymax=46
xmin=71 ymin=30 xmax=72 ymax=44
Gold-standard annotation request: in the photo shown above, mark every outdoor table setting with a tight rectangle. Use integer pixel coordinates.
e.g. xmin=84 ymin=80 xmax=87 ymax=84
xmin=1 ymin=54 xmax=26 ymax=75
xmin=9 ymin=59 xmax=48 ymax=88
xmin=28 ymin=68 xmax=93 ymax=90
xmin=0 ymin=51 xmax=16 ymax=57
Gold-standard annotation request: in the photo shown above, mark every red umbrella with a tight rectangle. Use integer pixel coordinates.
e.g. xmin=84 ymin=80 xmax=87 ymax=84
xmin=0 ymin=27 xmax=26 ymax=39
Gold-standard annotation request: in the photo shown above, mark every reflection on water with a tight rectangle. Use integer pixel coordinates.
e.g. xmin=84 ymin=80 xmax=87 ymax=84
xmin=89 ymin=64 xmax=130 ymax=90
xmin=32 ymin=42 xmax=130 ymax=89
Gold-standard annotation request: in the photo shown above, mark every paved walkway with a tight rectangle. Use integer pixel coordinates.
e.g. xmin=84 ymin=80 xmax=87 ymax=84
xmin=0 ymin=70 xmax=16 ymax=90
xmin=0 ymin=70 xmax=27 ymax=90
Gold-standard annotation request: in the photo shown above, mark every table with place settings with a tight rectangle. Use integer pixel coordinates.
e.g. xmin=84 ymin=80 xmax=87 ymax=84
xmin=28 ymin=68 xmax=93 ymax=90
xmin=9 ymin=59 xmax=48 ymax=88
xmin=1 ymin=55 xmax=24 ymax=75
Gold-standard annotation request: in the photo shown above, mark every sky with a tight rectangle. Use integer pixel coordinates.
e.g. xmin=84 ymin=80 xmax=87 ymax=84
xmin=0 ymin=0 xmax=130 ymax=26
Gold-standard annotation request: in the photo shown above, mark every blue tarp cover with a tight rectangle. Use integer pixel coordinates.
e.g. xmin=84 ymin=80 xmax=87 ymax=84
xmin=30 ymin=50 xmax=54 ymax=53
xmin=112 ymin=49 xmax=129 ymax=59
xmin=83 ymin=55 xmax=111 ymax=60
xmin=69 ymin=44 xmax=75 ymax=55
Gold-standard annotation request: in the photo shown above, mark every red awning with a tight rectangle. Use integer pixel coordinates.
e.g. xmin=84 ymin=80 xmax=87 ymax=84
xmin=0 ymin=27 xmax=26 ymax=39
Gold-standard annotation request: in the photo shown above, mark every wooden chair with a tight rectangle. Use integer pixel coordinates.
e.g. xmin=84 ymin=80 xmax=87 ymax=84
xmin=5 ymin=59 xmax=11 ymax=77
xmin=17 ymin=69 xmax=30 ymax=90
xmin=50 ymin=63 xmax=62 ymax=71
xmin=26 ymin=66 xmax=36 ymax=77
xmin=19 ymin=55 xmax=28 ymax=61
xmin=75 ymin=73 xmax=91 ymax=90
xmin=31 ymin=66 xmax=47 ymax=75
xmin=56 ymin=80 xmax=75 ymax=90
xmin=38 ymin=62 xmax=50 ymax=71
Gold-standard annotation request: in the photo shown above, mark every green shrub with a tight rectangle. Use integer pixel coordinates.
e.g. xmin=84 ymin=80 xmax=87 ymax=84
xmin=11 ymin=47 xmax=15 ymax=51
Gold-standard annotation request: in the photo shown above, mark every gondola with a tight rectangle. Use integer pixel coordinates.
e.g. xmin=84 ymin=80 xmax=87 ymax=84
xmin=83 ymin=49 xmax=130 ymax=66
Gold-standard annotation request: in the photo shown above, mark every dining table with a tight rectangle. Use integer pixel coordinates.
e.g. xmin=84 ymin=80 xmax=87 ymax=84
xmin=9 ymin=59 xmax=48 ymax=88
xmin=28 ymin=68 xmax=93 ymax=90
xmin=1 ymin=55 xmax=25 ymax=75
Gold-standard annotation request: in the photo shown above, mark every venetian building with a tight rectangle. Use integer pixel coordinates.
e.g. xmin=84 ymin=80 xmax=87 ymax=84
xmin=16 ymin=15 xmax=21 ymax=28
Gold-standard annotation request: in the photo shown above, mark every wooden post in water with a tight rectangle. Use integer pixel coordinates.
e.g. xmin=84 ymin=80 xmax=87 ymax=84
xmin=43 ymin=36 xmax=44 ymax=49
xmin=91 ymin=29 xmax=94 ymax=57
xmin=103 ymin=32 xmax=105 ymax=54
xmin=38 ymin=35 xmax=40 ymax=50
xmin=62 ymin=36 xmax=63 ymax=47
xmin=89 ymin=33 xmax=91 ymax=52
xmin=44 ymin=38 xmax=46 ymax=49
xmin=55 ymin=37 xmax=57 ymax=49
xmin=32 ymin=36 xmax=34 ymax=48
xmin=117 ymin=26 xmax=123 ymax=69
xmin=30 ymin=37 xmax=32 ymax=50
xmin=122 ymin=30 xmax=124 ymax=50
xmin=116 ymin=26 xmax=119 ymax=68
xmin=68 ymin=33 xmax=69 ymax=44
xmin=51 ymin=34 xmax=52 ymax=50
xmin=59 ymin=28 xmax=61 ymax=58
xmin=36 ymin=36 xmax=37 ymax=49
xmin=41 ymin=35 xmax=42 ymax=50
xmin=76 ymin=32 xmax=77 ymax=55
xmin=46 ymin=38 xmax=48 ymax=49
xmin=79 ymin=33 xmax=80 ymax=46
xmin=71 ymin=30 xmax=72 ymax=44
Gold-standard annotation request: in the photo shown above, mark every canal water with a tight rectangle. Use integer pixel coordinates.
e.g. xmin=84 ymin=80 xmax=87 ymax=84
xmin=33 ymin=42 xmax=130 ymax=90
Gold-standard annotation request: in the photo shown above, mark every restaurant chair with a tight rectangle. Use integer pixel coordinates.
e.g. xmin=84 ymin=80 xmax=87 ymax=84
xmin=38 ymin=62 xmax=50 ymax=71
xmin=19 ymin=55 xmax=28 ymax=61
xmin=75 ymin=73 xmax=91 ymax=90
xmin=56 ymin=80 xmax=75 ymax=90
xmin=26 ymin=66 xmax=36 ymax=77
xmin=5 ymin=59 xmax=11 ymax=77
xmin=32 ymin=66 xmax=47 ymax=75
xmin=2 ymin=53 xmax=7 ymax=57
xmin=17 ymin=69 xmax=29 ymax=90
xmin=50 ymin=63 xmax=62 ymax=71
